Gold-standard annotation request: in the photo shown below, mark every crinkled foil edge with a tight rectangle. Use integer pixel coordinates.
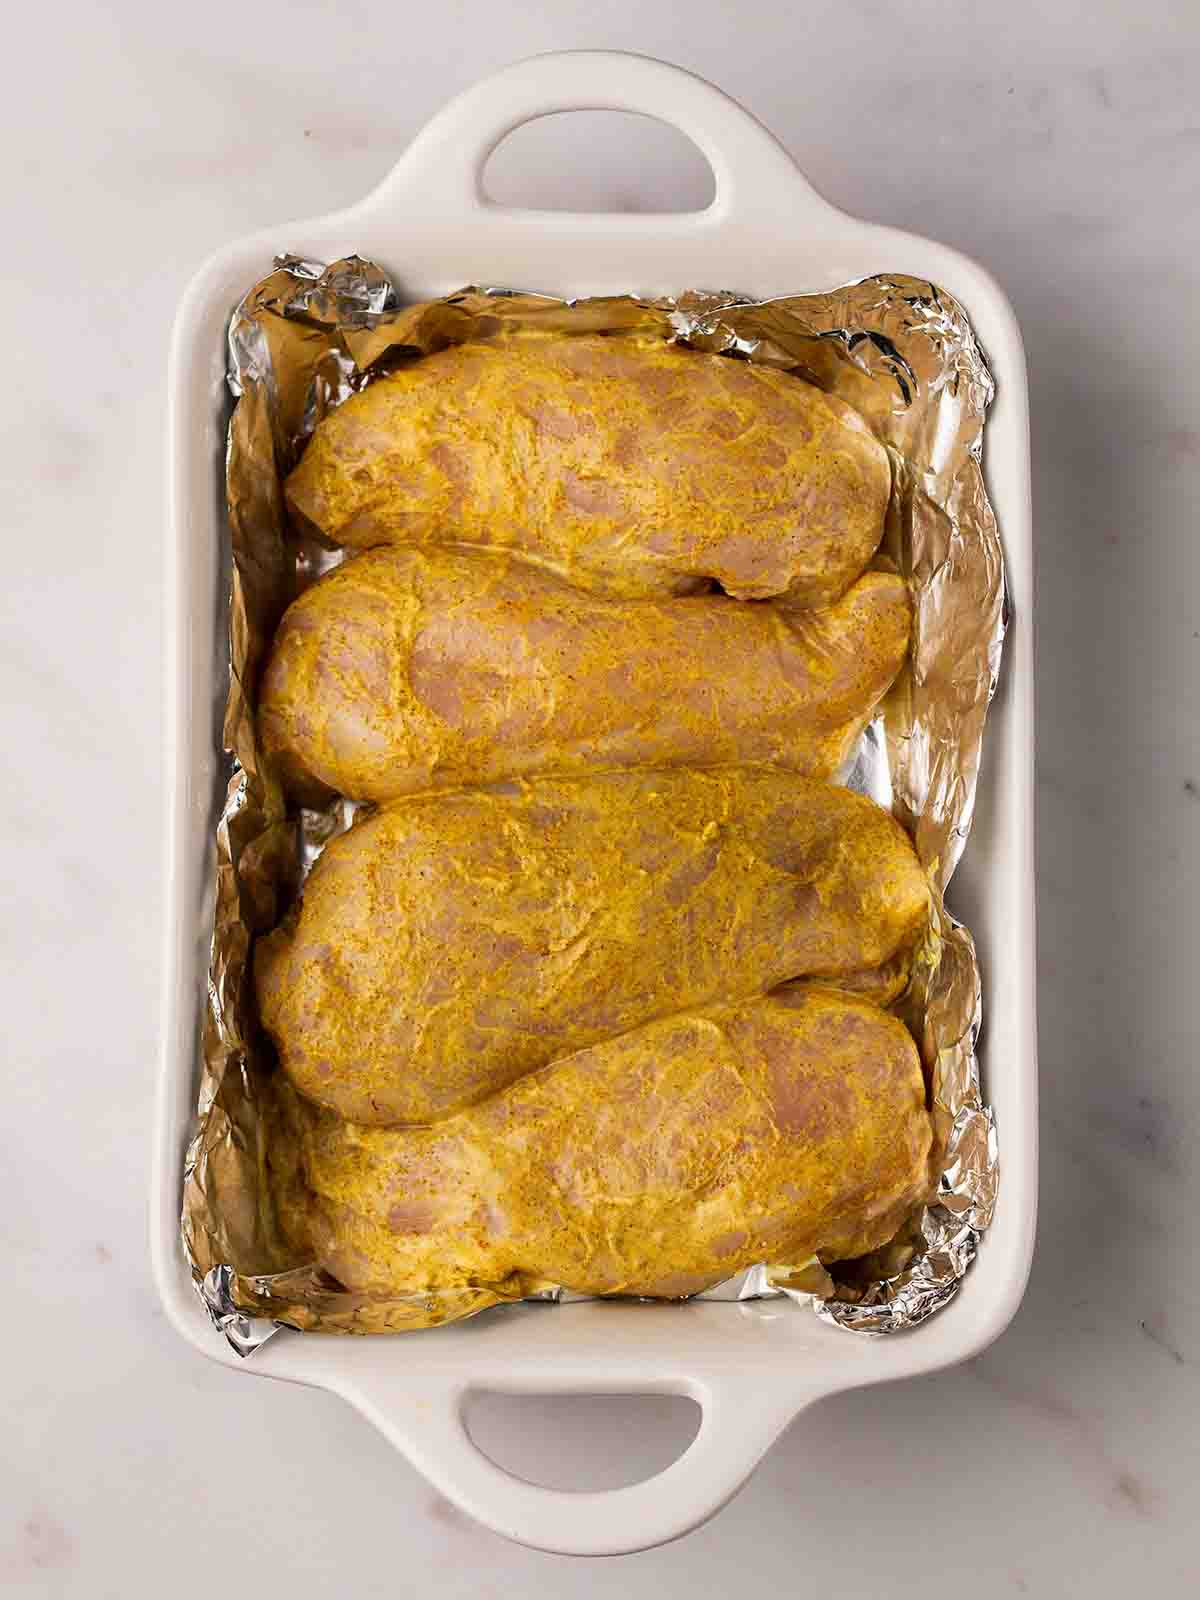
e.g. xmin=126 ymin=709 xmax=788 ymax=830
xmin=181 ymin=257 xmax=1005 ymax=1351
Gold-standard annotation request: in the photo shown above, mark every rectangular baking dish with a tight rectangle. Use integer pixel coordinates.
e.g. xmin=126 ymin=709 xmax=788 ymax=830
xmin=155 ymin=50 xmax=1037 ymax=1556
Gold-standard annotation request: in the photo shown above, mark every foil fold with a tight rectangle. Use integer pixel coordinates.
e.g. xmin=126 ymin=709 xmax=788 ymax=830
xmin=181 ymin=255 xmax=1005 ymax=1352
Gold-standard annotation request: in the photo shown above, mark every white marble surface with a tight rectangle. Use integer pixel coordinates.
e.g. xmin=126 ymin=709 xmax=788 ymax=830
xmin=4 ymin=1 xmax=1199 ymax=1590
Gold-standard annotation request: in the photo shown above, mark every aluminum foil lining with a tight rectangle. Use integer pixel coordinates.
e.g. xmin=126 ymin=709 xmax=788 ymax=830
xmin=182 ymin=256 xmax=1005 ymax=1351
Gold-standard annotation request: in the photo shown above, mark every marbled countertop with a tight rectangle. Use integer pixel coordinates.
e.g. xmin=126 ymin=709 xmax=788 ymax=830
xmin=4 ymin=2 xmax=1199 ymax=1592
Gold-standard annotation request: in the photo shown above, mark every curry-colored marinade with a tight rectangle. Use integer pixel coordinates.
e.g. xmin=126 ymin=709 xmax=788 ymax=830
xmin=255 ymin=769 xmax=930 ymax=1126
xmin=257 ymin=546 xmax=911 ymax=803
xmin=269 ymin=987 xmax=933 ymax=1302
xmin=256 ymin=330 xmax=931 ymax=1315
xmin=285 ymin=332 xmax=892 ymax=605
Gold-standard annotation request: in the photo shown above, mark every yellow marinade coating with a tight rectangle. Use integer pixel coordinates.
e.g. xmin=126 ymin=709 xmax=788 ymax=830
xmin=254 ymin=769 xmax=930 ymax=1125
xmin=284 ymin=333 xmax=892 ymax=605
xmin=257 ymin=546 xmax=911 ymax=803
xmin=270 ymin=987 xmax=934 ymax=1299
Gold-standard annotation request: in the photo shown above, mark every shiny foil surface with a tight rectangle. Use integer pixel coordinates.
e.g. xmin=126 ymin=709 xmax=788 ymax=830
xmin=182 ymin=256 xmax=1005 ymax=1350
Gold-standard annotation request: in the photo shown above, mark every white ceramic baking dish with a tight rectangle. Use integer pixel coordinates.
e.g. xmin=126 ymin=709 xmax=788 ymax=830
xmin=156 ymin=50 xmax=1037 ymax=1556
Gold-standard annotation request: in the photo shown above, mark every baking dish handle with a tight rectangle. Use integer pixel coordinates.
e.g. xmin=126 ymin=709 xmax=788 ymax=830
xmin=346 ymin=1373 xmax=812 ymax=1556
xmin=365 ymin=49 xmax=844 ymax=230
